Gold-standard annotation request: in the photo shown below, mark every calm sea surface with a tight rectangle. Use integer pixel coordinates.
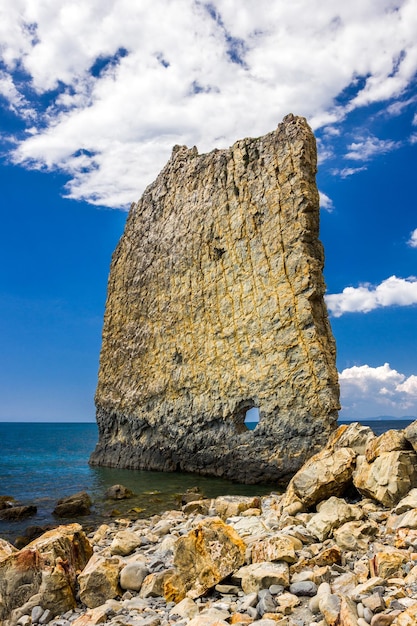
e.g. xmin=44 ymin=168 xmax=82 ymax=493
xmin=0 ymin=419 xmax=413 ymax=543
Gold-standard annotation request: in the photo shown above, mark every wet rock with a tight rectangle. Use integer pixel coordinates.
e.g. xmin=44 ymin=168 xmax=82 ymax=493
xmin=53 ymin=491 xmax=92 ymax=518
xmin=180 ymin=488 xmax=205 ymax=505
xmin=0 ymin=505 xmax=37 ymax=520
xmin=105 ymin=484 xmax=134 ymax=500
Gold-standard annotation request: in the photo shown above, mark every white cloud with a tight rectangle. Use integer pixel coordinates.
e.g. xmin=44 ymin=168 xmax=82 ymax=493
xmin=408 ymin=228 xmax=417 ymax=248
xmin=332 ymin=166 xmax=367 ymax=178
xmin=339 ymin=363 xmax=417 ymax=417
xmin=326 ymin=275 xmax=417 ymax=317
xmin=345 ymin=135 xmax=399 ymax=161
xmin=319 ymin=191 xmax=334 ymax=212
xmin=1 ymin=1 xmax=417 ymax=207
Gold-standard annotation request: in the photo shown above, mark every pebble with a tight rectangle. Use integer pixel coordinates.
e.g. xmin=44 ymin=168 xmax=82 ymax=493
xmin=289 ymin=581 xmax=318 ymax=596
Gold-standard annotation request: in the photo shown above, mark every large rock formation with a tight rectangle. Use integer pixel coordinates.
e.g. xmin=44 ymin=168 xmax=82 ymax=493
xmin=90 ymin=114 xmax=339 ymax=483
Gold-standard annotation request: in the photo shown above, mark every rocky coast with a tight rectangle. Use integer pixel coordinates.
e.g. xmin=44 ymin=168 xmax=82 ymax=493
xmin=3 ymin=421 xmax=417 ymax=626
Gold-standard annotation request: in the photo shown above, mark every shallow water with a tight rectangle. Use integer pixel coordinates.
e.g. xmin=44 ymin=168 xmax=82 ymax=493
xmin=0 ymin=418 xmax=413 ymax=543
xmin=0 ymin=422 xmax=275 ymax=542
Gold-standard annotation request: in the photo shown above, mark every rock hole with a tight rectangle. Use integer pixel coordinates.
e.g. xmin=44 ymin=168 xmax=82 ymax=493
xmin=232 ymin=400 xmax=260 ymax=433
xmin=244 ymin=406 xmax=260 ymax=430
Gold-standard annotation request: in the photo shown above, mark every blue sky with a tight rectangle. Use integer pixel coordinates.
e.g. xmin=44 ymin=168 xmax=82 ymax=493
xmin=0 ymin=0 xmax=417 ymax=422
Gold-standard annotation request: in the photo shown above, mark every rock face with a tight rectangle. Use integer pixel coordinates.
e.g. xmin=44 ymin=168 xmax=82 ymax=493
xmin=91 ymin=114 xmax=339 ymax=483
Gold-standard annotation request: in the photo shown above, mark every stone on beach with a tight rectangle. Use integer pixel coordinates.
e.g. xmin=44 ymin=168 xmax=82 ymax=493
xmin=0 ymin=523 xmax=92 ymax=624
xmin=78 ymin=554 xmax=124 ymax=608
xmin=353 ymin=451 xmax=417 ymax=507
xmin=282 ymin=438 xmax=357 ymax=510
xmin=164 ymin=517 xmax=246 ymax=602
xmin=4 ymin=422 xmax=417 ymax=626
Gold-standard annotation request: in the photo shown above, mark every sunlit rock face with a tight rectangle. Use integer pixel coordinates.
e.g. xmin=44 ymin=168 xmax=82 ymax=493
xmin=90 ymin=114 xmax=340 ymax=484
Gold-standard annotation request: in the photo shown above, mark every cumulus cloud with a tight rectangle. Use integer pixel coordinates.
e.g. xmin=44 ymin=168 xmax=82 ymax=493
xmin=408 ymin=228 xmax=417 ymax=248
xmin=326 ymin=275 xmax=417 ymax=317
xmin=1 ymin=1 xmax=417 ymax=207
xmin=339 ymin=363 xmax=417 ymax=417
xmin=325 ymin=276 xmax=417 ymax=317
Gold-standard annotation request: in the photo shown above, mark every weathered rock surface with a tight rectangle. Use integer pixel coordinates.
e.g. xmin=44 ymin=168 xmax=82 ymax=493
xmin=0 ymin=523 xmax=92 ymax=624
xmin=91 ymin=114 xmax=339 ymax=483
xmin=354 ymin=451 xmax=417 ymax=507
xmin=164 ymin=517 xmax=246 ymax=602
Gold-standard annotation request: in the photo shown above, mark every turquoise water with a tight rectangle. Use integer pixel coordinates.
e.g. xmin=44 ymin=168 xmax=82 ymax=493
xmin=0 ymin=419 xmax=413 ymax=543
xmin=0 ymin=422 xmax=273 ymax=542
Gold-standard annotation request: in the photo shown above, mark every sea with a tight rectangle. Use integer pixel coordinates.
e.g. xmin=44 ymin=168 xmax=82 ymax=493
xmin=0 ymin=418 xmax=414 ymax=544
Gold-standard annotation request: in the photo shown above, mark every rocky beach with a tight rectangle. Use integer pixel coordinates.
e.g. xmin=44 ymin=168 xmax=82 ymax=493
xmin=2 ymin=421 xmax=417 ymax=626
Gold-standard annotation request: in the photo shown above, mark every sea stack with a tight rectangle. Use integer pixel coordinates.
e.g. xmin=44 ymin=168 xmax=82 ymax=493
xmin=90 ymin=114 xmax=340 ymax=483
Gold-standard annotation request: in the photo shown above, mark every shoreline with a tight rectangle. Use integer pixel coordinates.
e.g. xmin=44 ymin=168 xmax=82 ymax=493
xmin=2 ymin=422 xmax=417 ymax=625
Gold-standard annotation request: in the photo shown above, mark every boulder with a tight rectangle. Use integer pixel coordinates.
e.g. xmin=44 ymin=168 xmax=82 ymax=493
xmin=282 ymin=446 xmax=356 ymax=509
xmin=333 ymin=519 xmax=379 ymax=551
xmin=0 ymin=538 xmax=17 ymax=561
xmin=365 ymin=430 xmax=411 ymax=463
xmin=180 ymin=488 xmax=206 ymax=505
xmin=109 ymin=529 xmax=142 ymax=556
xmin=251 ymin=534 xmax=300 ymax=564
xmin=394 ymin=488 xmax=417 ymax=514
xmin=140 ymin=570 xmax=175 ymax=598
xmin=119 ymin=562 xmax=149 ymax=591
xmin=78 ymin=554 xmax=124 ymax=608
xmin=164 ymin=517 xmax=246 ymax=602
xmin=0 ymin=523 xmax=92 ymax=623
xmin=306 ymin=496 xmax=363 ymax=542
xmin=105 ymin=484 xmax=134 ymax=500
xmin=404 ymin=419 xmax=417 ymax=452
xmin=353 ymin=452 xmax=417 ymax=507
xmin=0 ymin=496 xmax=15 ymax=510
xmin=374 ymin=550 xmax=408 ymax=579
xmin=233 ymin=562 xmax=290 ymax=593
xmin=0 ymin=505 xmax=37 ymax=520
xmin=53 ymin=491 xmax=92 ymax=517
xmin=328 ymin=422 xmax=375 ymax=455
xmin=391 ymin=603 xmax=417 ymax=625
xmin=213 ymin=496 xmax=261 ymax=520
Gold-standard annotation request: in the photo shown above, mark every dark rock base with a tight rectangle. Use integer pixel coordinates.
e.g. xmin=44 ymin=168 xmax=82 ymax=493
xmin=89 ymin=408 xmax=338 ymax=484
